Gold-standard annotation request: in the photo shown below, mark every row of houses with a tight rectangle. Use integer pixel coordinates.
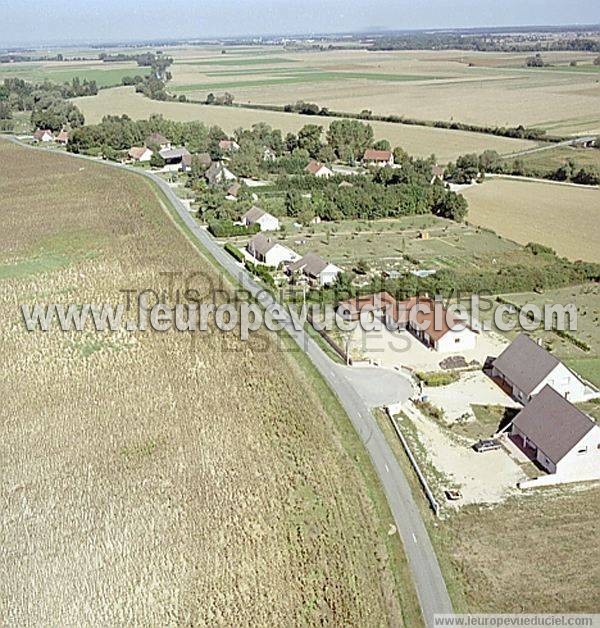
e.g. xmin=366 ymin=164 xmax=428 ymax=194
xmin=337 ymin=292 xmax=478 ymax=353
xmin=33 ymin=128 xmax=69 ymax=144
xmin=489 ymin=334 xmax=599 ymax=483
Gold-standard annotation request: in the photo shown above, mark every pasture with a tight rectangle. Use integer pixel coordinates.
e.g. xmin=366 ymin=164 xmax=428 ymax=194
xmin=508 ymin=145 xmax=600 ymax=175
xmin=73 ymin=86 xmax=537 ymax=163
xmin=0 ymin=140 xmax=420 ymax=625
xmin=462 ymin=177 xmax=600 ymax=262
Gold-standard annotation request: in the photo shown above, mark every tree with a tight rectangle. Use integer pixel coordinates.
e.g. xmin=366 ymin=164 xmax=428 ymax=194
xmin=526 ymin=53 xmax=545 ymax=67
xmin=594 ymin=56 xmax=600 ymax=66
xmin=393 ymin=146 xmax=409 ymax=165
xmin=285 ymin=190 xmax=305 ymax=217
xmin=285 ymin=132 xmax=298 ymax=152
xmin=432 ymin=190 xmax=468 ymax=222
xmin=317 ymin=144 xmax=336 ymax=164
xmin=447 ymin=153 xmax=479 ymax=183
xmin=230 ymin=140 xmax=262 ymax=177
xmin=572 ymin=166 xmax=600 ymax=186
xmin=478 ymin=150 xmax=502 ymax=173
xmin=373 ymin=139 xmax=391 ymax=151
xmin=326 ymin=119 xmax=374 ymax=160
xmin=206 ymin=93 xmax=215 ymax=104
xmin=150 ymin=153 xmax=165 ymax=168
xmin=297 ymin=124 xmax=323 ymax=158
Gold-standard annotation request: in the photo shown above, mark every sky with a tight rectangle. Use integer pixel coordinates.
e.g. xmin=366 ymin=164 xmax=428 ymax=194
xmin=0 ymin=0 xmax=598 ymax=46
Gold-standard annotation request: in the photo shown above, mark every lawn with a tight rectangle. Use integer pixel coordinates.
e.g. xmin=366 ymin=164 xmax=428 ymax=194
xmin=0 ymin=63 xmax=151 ymax=87
xmin=463 ymin=177 xmax=600 ymax=263
xmin=0 ymin=139 xmax=421 ymax=625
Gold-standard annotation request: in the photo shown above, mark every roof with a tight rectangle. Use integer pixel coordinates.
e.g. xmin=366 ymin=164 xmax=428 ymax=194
xmin=146 ymin=132 xmax=168 ymax=145
xmin=338 ymin=292 xmax=397 ymax=317
xmin=287 ymin=252 xmax=329 ymax=277
xmin=128 ymin=146 xmax=151 ymax=160
xmin=56 ymin=129 xmax=69 ymax=142
xmin=305 ymin=160 xmax=328 ymax=175
xmin=363 ymin=149 xmax=392 ymax=162
xmin=33 ymin=128 xmax=52 ymax=139
xmin=512 ymin=385 xmax=596 ymax=464
xmin=493 ymin=334 xmax=561 ymax=396
xmin=205 ymin=161 xmax=235 ymax=182
xmin=159 ymin=147 xmax=191 ymax=161
xmin=227 ymin=183 xmax=241 ymax=197
xmin=219 ymin=139 xmax=238 ymax=150
xmin=247 ymin=232 xmax=276 ymax=257
xmin=398 ymin=297 xmax=468 ymax=340
xmin=181 ymin=153 xmax=192 ymax=167
xmin=242 ymin=206 xmax=266 ymax=223
xmin=431 ymin=164 xmax=445 ymax=178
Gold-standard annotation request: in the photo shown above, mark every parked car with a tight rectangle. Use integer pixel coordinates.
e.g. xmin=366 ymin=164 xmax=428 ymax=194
xmin=473 ymin=438 xmax=501 ymax=453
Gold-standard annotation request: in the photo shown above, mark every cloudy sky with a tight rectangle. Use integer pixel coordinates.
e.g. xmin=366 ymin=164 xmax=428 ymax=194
xmin=0 ymin=0 xmax=598 ymax=45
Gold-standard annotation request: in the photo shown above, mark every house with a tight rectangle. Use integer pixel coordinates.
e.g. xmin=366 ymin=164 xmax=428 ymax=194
xmin=226 ymin=182 xmax=242 ymax=201
xmin=145 ymin=132 xmax=170 ymax=150
xmin=158 ymin=147 xmax=191 ymax=171
xmin=490 ymin=333 xmax=588 ymax=403
xmin=181 ymin=152 xmax=193 ymax=172
xmin=247 ymin=233 xmax=299 ymax=267
xmin=286 ymin=252 xmax=342 ymax=286
xmin=363 ymin=149 xmax=394 ymax=167
xmin=128 ymin=146 xmax=153 ymax=162
xmin=263 ymin=147 xmax=277 ymax=161
xmin=205 ymin=161 xmax=237 ymax=186
xmin=337 ymin=292 xmax=397 ymax=322
xmin=56 ymin=129 xmax=69 ymax=145
xmin=395 ymin=297 xmax=477 ymax=352
xmin=305 ymin=160 xmax=333 ymax=178
xmin=511 ymin=385 xmax=600 ymax=481
xmin=219 ymin=139 xmax=240 ymax=153
xmin=33 ymin=129 xmax=54 ymax=142
xmin=241 ymin=206 xmax=279 ymax=232
xmin=430 ymin=164 xmax=445 ymax=183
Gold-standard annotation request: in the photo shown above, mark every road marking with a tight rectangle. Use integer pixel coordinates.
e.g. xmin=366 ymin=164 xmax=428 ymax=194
xmin=412 ymin=533 xmax=418 ymax=544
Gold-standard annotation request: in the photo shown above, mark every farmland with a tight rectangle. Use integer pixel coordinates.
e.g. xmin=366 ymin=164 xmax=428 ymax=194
xmin=73 ymin=86 xmax=538 ymax=163
xmin=0 ymin=140 xmax=421 ymax=625
xmin=506 ymin=145 xmax=600 ymax=176
xmin=463 ymin=177 xmax=600 ymax=262
xmin=164 ymin=47 xmax=600 ymax=136
xmin=0 ymin=60 xmax=151 ymax=87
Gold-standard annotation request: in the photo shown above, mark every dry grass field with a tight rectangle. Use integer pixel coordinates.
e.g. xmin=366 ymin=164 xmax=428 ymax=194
xmin=462 ymin=177 xmax=600 ymax=262
xmin=73 ymin=86 xmax=537 ymax=163
xmin=166 ymin=47 xmax=600 ymax=136
xmin=0 ymin=140 xmax=422 ymax=625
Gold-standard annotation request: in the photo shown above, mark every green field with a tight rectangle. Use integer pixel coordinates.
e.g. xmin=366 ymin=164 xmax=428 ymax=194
xmin=171 ymin=71 xmax=443 ymax=93
xmin=0 ymin=63 xmax=151 ymax=87
xmin=506 ymin=146 xmax=600 ymax=175
xmin=178 ymin=57 xmax=298 ymax=66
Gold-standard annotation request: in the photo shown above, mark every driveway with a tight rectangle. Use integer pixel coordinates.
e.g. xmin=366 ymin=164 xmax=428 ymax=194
xmin=337 ymin=365 xmax=414 ymax=408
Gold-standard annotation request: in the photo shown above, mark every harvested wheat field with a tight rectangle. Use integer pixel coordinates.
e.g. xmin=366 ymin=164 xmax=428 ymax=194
xmin=0 ymin=140 xmax=421 ymax=625
xmin=73 ymin=86 xmax=537 ymax=163
xmin=463 ymin=177 xmax=600 ymax=263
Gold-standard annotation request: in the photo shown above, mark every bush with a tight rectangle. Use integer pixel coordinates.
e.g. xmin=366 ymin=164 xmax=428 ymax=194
xmin=208 ymin=220 xmax=259 ymax=237
xmin=416 ymin=371 xmax=460 ymax=386
xmin=224 ymin=242 xmax=244 ymax=262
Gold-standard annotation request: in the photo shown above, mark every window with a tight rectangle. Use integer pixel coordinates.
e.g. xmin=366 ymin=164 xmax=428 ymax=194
xmin=454 ymin=338 xmax=460 ymax=344
xmin=577 ymin=446 xmax=588 ymax=455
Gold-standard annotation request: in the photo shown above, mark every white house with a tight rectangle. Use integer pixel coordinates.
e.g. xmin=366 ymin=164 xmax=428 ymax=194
xmin=363 ymin=149 xmax=394 ymax=167
xmin=305 ymin=160 xmax=333 ymax=178
xmin=491 ymin=333 xmax=588 ymax=403
xmin=205 ymin=161 xmax=237 ymax=186
xmin=241 ymin=206 xmax=279 ymax=232
xmin=511 ymin=385 xmax=600 ymax=484
xmin=219 ymin=139 xmax=240 ymax=153
xmin=33 ymin=129 xmax=54 ymax=143
xmin=247 ymin=233 xmax=299 ymax=267
xmin=286 ymin=252 xmax=342 ymax=286
xmin=128 ymin=146 xmax=153 ymax=162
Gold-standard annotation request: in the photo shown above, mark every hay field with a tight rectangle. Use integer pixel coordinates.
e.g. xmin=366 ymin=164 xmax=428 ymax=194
xmin=0 ymin=140 xmax=421 ymax=625
xmin=73 ymin=87 xmax=537 ymax=163
xmin=462 ymin=177 xmax=600 ymax=262
xmin=166 ymin=47 xmax=600 ymax=136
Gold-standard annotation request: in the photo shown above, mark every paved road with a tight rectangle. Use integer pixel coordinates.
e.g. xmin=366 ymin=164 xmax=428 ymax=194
xmin=9 ymin=138 xmax=453 ymax=626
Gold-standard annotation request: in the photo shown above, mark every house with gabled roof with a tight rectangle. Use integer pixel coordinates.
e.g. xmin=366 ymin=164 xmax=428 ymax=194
xmin=286 ymin=252 xmax=342 ymax=286
xmin=158 ymin=147 xmax=191 ymax=171
xmin=363 ymin=149 xmax=394 ymax=167
xmin=33 ymin=128 xmax=54 ymax=143
xmin=145 ymin=132 xmax=170 ymax=150
xmin=305 ymin=160 xmax=333 ymax=178
xmin=56 ymin=129 xmax=70 ymax=145
xmin=128 ymin=146 xmax=153 ymax=162
xmin=247 ymin=233 xmax=299 ymax=267
xmin=241 ymin=206 xmax=279 ymax=232
xmin=219 ymin=139 xmax=240 ymax=153
xmin=205 ymin=161 xmax=237 ymax=186
xmin=491 ymin=333 xmax=588 ymax=403
xmin=511 ymin=385 xmax=600 ymax=482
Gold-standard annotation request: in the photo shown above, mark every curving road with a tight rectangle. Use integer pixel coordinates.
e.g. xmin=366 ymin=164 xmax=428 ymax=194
xmin=9 ymin=137 xmax=453 ymax=626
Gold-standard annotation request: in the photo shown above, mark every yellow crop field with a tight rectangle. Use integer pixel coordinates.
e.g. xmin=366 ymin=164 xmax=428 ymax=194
xmin=165 ymin=47 xmax=600 ymax=136
xmin=74 ymin=86 xmax=537 ymax=163
xmin=462 ymin=177 xmax=600 ymax=262
xmin=0 ymin=140 xmax=421 ymax=625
